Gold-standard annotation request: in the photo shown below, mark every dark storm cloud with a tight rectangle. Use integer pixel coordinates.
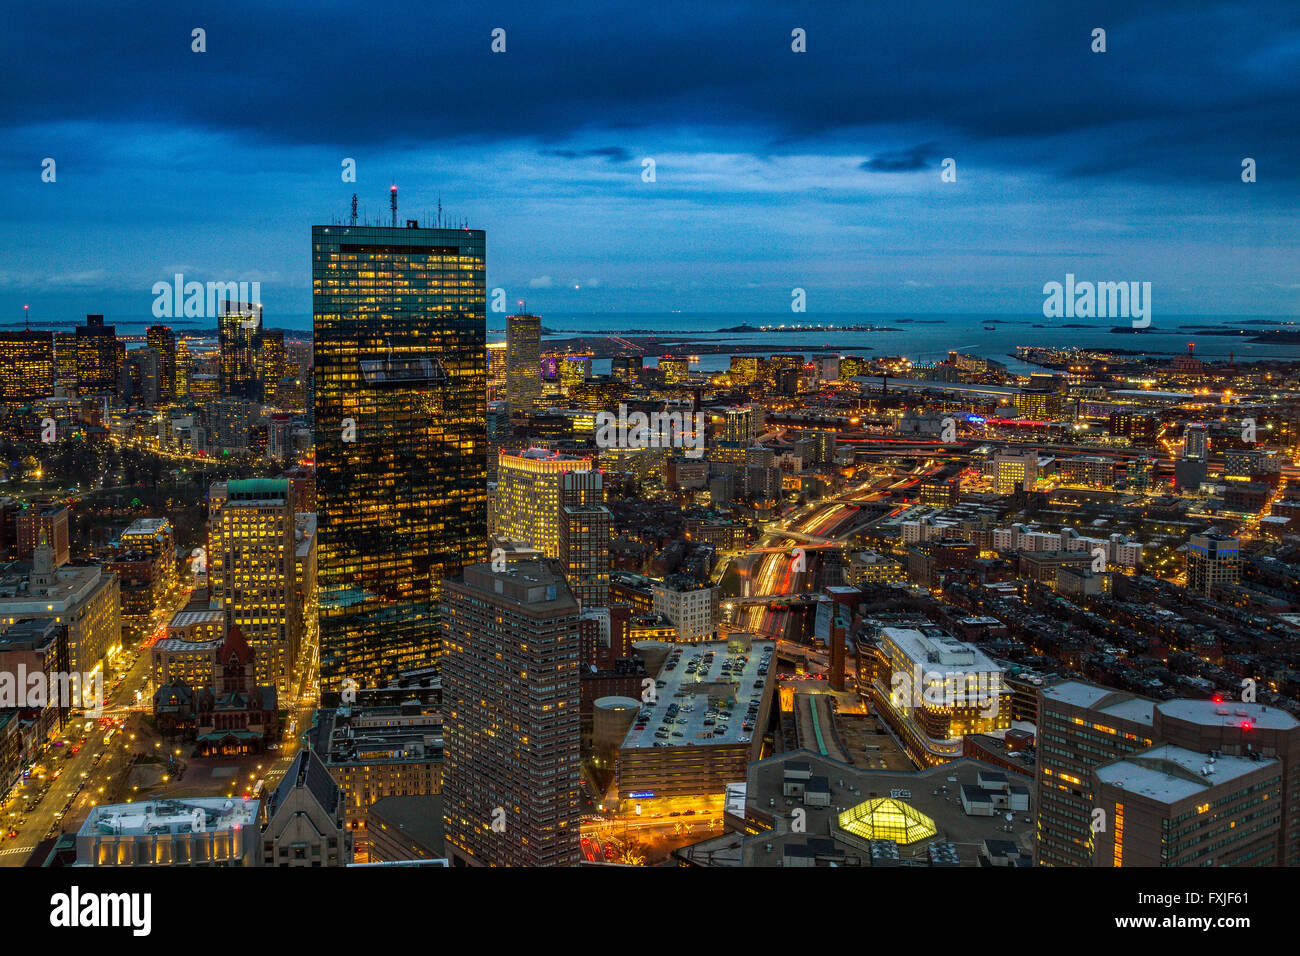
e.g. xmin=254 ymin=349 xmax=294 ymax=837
xmin=860 ymin=143 xmax=943 ymax=173
xmin=1 ymin=0 xmax=1297 ymax=184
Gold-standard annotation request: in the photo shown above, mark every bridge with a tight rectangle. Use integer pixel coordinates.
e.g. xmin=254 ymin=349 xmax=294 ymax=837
xmin=724 ymin=593 xmax=823 ymax=607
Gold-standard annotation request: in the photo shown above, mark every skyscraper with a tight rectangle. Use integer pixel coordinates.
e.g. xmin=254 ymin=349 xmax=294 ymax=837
xmin=313 ymin=222 xmax=487 ymax=686
xmin=146 ymin=324 xmax=178 ymax=402
xmin=505 ymin=313 xmax=541 ymax=413
xmin=261 ymin=328 xmax=286 ymax=404
xmin=442 ymin=561 xmax=582 ymax=867
xmin=1186 ymin=529 xmax=1240 ymax=596
xmin=75 ymin=314 xmax=117 ymax=395
xmin=219 ymin=301 xmax=263 ymax=400
xmin=0 ymin=329 xmax=53 ymax=402
xmin=207 ymin=478 xmax=300 ymax=698
xmin=175 ymin=339 xmax=192 ymax=399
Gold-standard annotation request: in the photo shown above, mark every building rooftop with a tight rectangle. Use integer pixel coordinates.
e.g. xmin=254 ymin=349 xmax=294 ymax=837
xmin=1156 ymin=698 xmax=1298 ymax=732
xmin=620 ymin=636 xmax=775 ymax=751
xmin=79 ymin=797 xmax=257 ymax=837
xmin=1095 ymin=745 xmax=1278 ymax=805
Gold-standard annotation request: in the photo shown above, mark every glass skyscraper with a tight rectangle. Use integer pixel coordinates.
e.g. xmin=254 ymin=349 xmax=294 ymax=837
xmin=313 ymin=223 xmax=487 ymax=687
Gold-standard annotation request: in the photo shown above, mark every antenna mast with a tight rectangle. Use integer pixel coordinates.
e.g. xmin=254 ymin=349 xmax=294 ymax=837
xmin=351 ymin=194 xmax=358 ymax=226
xmin=390 ymin=183 xmax=398 ymax=228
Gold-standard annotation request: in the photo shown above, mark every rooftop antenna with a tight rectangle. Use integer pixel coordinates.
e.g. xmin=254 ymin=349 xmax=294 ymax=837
xmin=350 ymin=194 xmax=358 ymax=226
xmin=437 ymin=197 xmax=442 ymax=228
xmin=23 ymin=304 xmax=29 ymax=330
xmin=390 ymin=183 xmax=398 ymax=228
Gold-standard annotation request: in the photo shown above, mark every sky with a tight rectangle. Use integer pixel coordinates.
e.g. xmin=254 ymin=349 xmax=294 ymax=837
xmin=2 ymin=0 xmax=1299 ymax=325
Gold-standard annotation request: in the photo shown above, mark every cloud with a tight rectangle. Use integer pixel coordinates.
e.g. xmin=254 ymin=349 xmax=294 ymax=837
xmin=860 ymin=143 xmax=943 ymax=173
xmin=528 ymin=276 xmax=555 ymax=289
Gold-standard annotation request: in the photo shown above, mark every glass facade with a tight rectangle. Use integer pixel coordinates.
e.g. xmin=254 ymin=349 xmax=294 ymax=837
xmin=313 ymin=224 xmax=487 ymax=686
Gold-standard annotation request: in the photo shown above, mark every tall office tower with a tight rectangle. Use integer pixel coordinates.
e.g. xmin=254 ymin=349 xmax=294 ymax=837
xmin=505 ymin=313 xmax=542 ymax=413
xmin=496 ymin=449 xmax=597 ymax=557
xmin=442 ymin=561 xmax=582 ymax=867
xmin=75 ymin=314 xmax=118 ymax=395
xmin=1038 ymin=680 xmax=1300 ymax=866
xmin=485 ymin=341 xmax=507 ymax=399
xmin=659 ymin=356 xmax=688 ymax=383
xmin=559 ymin=470 xmax=612 ymax=608
xmin=1186 ymin=529 xmax=1240 ymax=596
xmin=485 ymin=401 xmax=511 ymax=480
xmin=175 ymin=339 xmax=192 ymax=399
xmin=1182 ymin=423 xmax=1209 ymax=460
xmin=729 ymin=355 xmax=760 ymax=386
xmin=125 ymin=347 xmax=160 ymax=406
xmin=207 ymin=478 xmax=300 ymax=698
xmin=314 ymin=221 xmax=487 ymax=686
xmin=611 ymin=355 xmax=642 ymax=383
xmin=0 ymin=329 xmax=54 ymax=402
xmin=725 ymin=405 xmax=755 ymax=444
xmin=218 ymin=301 xmax=263 ymax=400
xmin=558 ymin=354 xmax=591 ymax=394
xmin=146 ymin=324 xmax=178 ymax=401
xmin=261 ymin=329 xmax=286 ymax=404
xmin=53 ymin=331 xmax=78 ymax=390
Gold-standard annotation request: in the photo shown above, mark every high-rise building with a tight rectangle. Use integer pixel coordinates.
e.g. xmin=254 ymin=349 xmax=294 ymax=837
xmin=486 ymin=341 xmax=507 ymax=399
xmin=496 ymin=449 xmax=597 ymax=558
xmin=0 ymin=330 xmax=53 ymax=403
xmin=1183 ymin=423 xmax=1209 ymax=460
xmin=442 ymin=561 xmax=582 ymax=867
xmin=1037 ymin=680 xmax=1300 ymax=867
xmin=146 ymin=325 xmax=178 ymax=402
xmin=560 ymin=475 xmax=611 ymax=608
xmin=1186 ymin=529 xmax=1240 ymax=596
xmin=993 ymin=450 xmax=1038 ymax=495
xmin=175 ymin=339 xmax=192 ymax=399
xmin=218 ymin=302 xmax=263 ymax=400
xmin=313 ymin=222 xmax=487 ymax=686
xmin=207 ymin=479 xmax=299 ymax=697
xmin=651 ymin=575 xmax=720 ymax=642
xmin=261 ymin=329 xmax=286 ymax=404
xmin=16 ymin=503 xmax=70 ymax=567
xmin=53 ymin=331 xmax=78 ymax=390
xmin=505 ymin=313 xmax=541 ymax=413
xmin=75 ymin=314 xmax=117 ymax=395
xmin=724 ymin=406 xmax=755 ymax=444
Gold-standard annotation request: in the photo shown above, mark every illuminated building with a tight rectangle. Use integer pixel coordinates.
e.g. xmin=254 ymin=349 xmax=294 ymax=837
xmin=107 ymin=518 xmax=177 ymax=634
xmin=1036 ymin=681 xmax=1300 ymax=866
xmin=261 ymin=329 xmax=286 ymax=404
xmin=313 ymin=222 xmax=487 ymax=685
xmin=151 ymin=609 xmax=224 ymax=689
xmin=0 ymin=534 xmax=121 ymax=672
xmin=611 ymin=355 xmax=641 ymax=382
xmin=651 ymin=575 xmax=719 ymax=642
xmin=615 ymin=635 xmax=774 ymax=799
xmin=560 ymin=492 xmax=612 ymax=607
xmin=0 ymin=329 xmax=53 ymax=402
xmin=1013 ymin=389 xmax=1061 ymax=420
xmin=1182 ymin=422 xmax=1209 ymax=460
xmin=218 ymin=301 xmax=262 ymax=400
xmin=558 ymin=353 xmax=591 ymax=394
xmin=1092 ymin=745 xmax=1283 ymax=866
xmin=868 ymin=625 xmax=1010 ymax=766
xmin=53 ymin=331 xmax=77 ymax=390
xmin=506 ymin=313 xmax=541 ymax=412
xmin=496 ymin=449 xmax=602 ymax=564
xmin=146 ymin=324 xmax=178 ymax=402
xmin=992 ymin=450 xmax=1037 ymax=494
xmin=75 ymin=797 xmax=260 ymax=866
xmin=724 ymin=406 xmax=755 ymax=444
xmin=260 ymin=748 xmax=352 ymax=866
xmin=659 ymin=355 xmax=688 ymax=383
xmin=1185 ymin=529 xmax=1240 ymax=596
xmin=729 ymin=355 xmax=760 ymax=386
xmin=75 ymin=314 xmax=117 ymax=395
xmin=16 ymin=502 xmax=70 ymax=567
xmin=486 ymin=340 xmax=506 ymax=398
xmin=207 ymin=479 xmax=299 ymax=697
xmin=175 ymin=339 xmax=191 ymax=398
xmin=307 ymin=702 xmax=443 ymax=861
xmin=442 ymin=561 xmax=582 ymax=867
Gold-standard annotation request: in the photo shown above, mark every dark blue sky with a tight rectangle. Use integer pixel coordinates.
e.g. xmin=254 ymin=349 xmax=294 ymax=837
xmin=3 ymin=0 xmax=1299 ymax=323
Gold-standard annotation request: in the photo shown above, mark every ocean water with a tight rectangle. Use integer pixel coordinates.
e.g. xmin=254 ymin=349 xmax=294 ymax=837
xmin=236 ymin=311 xmax=1300 ymax=374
